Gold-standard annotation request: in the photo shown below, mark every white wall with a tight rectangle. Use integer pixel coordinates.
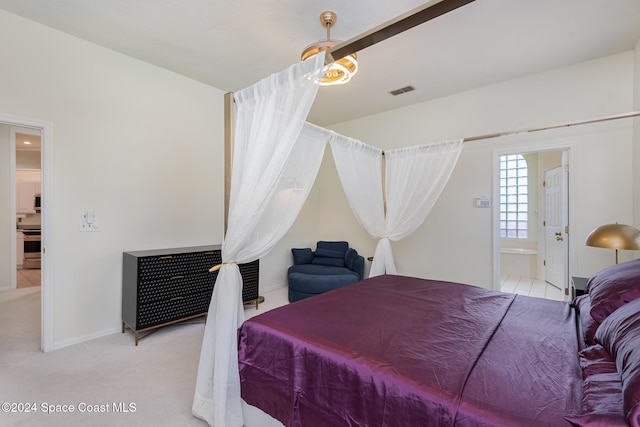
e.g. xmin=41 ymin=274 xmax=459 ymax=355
xmin=0 ymin=9 xmax=226 ymax=348
xmin=16 ymin=151 xmax=40 ymax=169
xmin=280 ymin=51 xmax=637 ymax=289
xmin=16 ymin=170 xmax=42 ymax=181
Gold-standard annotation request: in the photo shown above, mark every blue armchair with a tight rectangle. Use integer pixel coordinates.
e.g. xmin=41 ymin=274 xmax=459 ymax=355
xmin=287 ymin=241 xmax=365 ymax=302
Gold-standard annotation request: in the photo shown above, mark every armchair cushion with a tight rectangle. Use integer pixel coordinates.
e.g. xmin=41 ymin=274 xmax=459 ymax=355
xmin=316 ymin=241 xmax=349 ymax=255
xmin=312 ymin=257 xmax=345 ymax=267
xmin=289 ymin=264 xmax=359 ymax=278
xmin=288 ymin=272 xmax=358 ymax=302
xmin=315 ymin=248 xmax=346 ymax=259
xmin=292 ymin=248 xmax=314 ymax=265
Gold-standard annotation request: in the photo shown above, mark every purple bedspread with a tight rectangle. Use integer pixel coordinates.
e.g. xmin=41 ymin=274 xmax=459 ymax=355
xmin=238 ymin=275 xmax=582 ymax=426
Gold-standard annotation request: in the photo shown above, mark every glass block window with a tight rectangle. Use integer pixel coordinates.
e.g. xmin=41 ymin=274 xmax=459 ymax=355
xmin=500 ymin=154 xmax=528 ymax=238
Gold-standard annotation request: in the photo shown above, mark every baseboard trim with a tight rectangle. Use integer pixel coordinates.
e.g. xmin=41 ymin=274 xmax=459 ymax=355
xmin=52 ymin=326 xmax=121 ymax=351
xmin=51 ymin=283 xmax=289 ymax=350
xmin=260 ymin=281 xmax=287 ymax=294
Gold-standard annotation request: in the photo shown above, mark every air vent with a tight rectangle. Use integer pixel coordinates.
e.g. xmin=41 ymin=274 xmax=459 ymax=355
xmin=389 ymin=85 xmax=415 ymax=96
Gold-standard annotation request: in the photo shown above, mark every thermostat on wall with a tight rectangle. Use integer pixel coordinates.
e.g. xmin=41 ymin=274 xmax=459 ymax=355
xmin=475 ymin=196 xmax=491 ymax=208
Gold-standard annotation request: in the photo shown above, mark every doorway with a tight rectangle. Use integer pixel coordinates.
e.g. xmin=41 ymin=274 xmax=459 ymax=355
xmin=494 ymin=146 xmax=571 ymax=301
xmin=15 ymin=128 xmax=42 ymax=288
xmin=0 ymin=114 xmax=53 ymax=352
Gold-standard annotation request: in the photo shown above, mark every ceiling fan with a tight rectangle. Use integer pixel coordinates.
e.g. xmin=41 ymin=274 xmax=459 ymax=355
xmin=326 ymin=0 xmax=475 ymax=65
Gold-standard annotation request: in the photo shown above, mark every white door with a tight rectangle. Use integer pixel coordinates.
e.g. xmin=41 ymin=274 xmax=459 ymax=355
xmin=544 ymin=165 xmax=568 ymax=295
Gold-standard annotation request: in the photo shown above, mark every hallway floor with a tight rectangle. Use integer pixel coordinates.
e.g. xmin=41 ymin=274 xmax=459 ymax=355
xmin=17 ymin=268 xmax=41 ymax=288
xmin=500 ymin=276 xmax=565 ymax=301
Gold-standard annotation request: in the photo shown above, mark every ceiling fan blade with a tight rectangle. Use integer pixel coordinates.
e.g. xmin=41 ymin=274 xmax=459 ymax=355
xmin=326 ymin=0 xmax=475 ymax=64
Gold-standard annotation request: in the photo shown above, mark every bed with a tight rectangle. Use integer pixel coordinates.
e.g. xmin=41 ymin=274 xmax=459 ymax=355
xmin=238 ymin=261 xmax=640 ymax=427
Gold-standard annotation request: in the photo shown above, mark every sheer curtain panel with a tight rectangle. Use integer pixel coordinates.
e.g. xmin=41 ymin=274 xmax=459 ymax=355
xmin=192 ymin=52 xmax=329 ymax=427
xmin=379 ymin=140 xmax=463 ymax=274
xmin=329 ymin=134 xmax=385 ymax=239
xmin=331 ymin=137 xmax=462 ymax=277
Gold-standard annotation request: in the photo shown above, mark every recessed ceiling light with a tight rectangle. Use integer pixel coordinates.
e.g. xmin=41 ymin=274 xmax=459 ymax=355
xmin=23 ymin=141 xmax=32 ymax=145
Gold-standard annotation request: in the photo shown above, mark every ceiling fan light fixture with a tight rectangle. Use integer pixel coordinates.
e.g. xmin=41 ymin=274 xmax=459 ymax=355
xmin=301 ymin=11 xmax=358 ymax=86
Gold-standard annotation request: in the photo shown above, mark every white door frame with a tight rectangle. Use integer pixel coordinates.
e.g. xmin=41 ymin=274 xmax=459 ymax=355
xmin=1 ymin=113 xmax=53 ymax=352
xmin=492 ymin=141 xmax=576 ymax=298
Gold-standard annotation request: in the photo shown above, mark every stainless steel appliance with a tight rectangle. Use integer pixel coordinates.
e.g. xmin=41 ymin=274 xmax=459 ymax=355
xmin=17 ymin=204 xmax=41 ymax=269
xmin=22 ymin=228 xmax=41 ymax=269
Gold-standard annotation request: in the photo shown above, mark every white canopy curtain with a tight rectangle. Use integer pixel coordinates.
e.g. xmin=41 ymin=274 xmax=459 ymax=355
xmin=329 ymin=134 xmax=385 ymax=264
xmin=192 ymin=52 xmax=330 ymax=427
xmin=331 ymin=137 xmax=463 ymax=277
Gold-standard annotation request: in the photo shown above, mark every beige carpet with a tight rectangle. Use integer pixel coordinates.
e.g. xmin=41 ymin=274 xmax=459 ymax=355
xmin=0 ymin=286 xmax=288 ymax=427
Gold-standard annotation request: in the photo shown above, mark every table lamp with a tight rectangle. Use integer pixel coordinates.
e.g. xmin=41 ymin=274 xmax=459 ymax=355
xmin=585 ymin=223 xmax=640 ymax=264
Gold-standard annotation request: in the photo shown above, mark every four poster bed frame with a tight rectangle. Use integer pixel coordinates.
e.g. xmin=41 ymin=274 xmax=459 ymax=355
xmin=219 ymin=1 xmax=640 ymax=425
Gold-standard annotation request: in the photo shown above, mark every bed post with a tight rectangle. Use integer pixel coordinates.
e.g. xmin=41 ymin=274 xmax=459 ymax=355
xmin=224 ymin=92 xmax=234 ymax=236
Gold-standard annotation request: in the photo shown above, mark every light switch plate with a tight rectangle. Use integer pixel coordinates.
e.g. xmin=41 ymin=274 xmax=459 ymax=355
xmin=80 ymin=211 xmax=100 ymax=232
xmin=475 ymin=196 xmax=491 ymax=208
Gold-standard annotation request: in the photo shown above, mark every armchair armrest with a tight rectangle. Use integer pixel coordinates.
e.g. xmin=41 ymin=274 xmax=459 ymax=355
xmin=345 ymin=248 xmax=365 ymax=280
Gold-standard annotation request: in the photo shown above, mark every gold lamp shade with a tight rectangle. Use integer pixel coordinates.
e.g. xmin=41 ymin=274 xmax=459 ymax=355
xmin=585 ymin=223 xmax=640 ymax=263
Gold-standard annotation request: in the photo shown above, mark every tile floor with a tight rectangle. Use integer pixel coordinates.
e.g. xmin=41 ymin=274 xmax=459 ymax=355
xmin=16 ymin=268 xmax=41 ymax=288
xmin=500 ymin=275 xmax=565 ymax=301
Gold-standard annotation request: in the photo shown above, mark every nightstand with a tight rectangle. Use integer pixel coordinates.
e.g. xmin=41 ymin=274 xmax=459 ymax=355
xmin=571 ymin=276 xmax=588 ymax=299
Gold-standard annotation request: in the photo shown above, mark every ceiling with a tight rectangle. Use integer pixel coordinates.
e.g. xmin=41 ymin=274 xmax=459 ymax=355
xmin=1 ymin=0 xmax=639 ymax=126
xmin=16 ymin=132 xmax=41 ymax=151
xmin=15 ymin=133 xmax=41 ymax=152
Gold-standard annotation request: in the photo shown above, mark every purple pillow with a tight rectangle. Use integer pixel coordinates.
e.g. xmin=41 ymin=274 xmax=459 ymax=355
xmin=565 ymin=345 xmax=627 ymax=427
xmin=594 ymin=298 xmax=640 ymax=426
xmin=572 ymin=294 xmax=599 ymax=346
xmin=586 ymin=259 xmax=640 ymax=323
xmin=579 ymin=344 xmax=618 ymax=377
